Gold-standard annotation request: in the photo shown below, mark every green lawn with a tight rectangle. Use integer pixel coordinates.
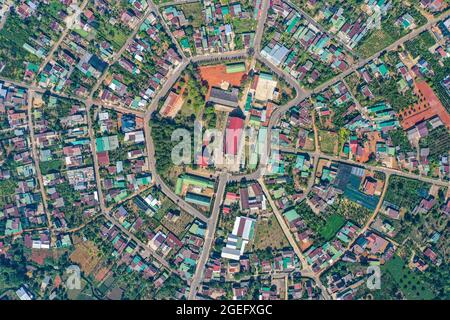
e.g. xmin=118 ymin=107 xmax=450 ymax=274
xmin=319 ymin=214 xmax=346 ymax=241
xmin=356 ymin=29 xmax=395 ymax=58
xmin=180 ymin=3 xmax=204 ymax=28
xmin=232 ymin=18 xmax=257 ymax=34
xmin=74 ymin=28 xmax=90 ymax=39
xmin=40 ymin=159 xmax=64 ymax=175
xmin=153 ymin=0 xmax=172 ymax=4
xmin=98 ymin=25 xmax=129 ymax=50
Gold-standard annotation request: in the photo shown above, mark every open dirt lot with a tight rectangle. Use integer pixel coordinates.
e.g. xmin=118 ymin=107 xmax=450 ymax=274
xmin=199 ymin=64 xmax=245 ymax=91
xmin=70 ymin=241 xmax=101 ymax=276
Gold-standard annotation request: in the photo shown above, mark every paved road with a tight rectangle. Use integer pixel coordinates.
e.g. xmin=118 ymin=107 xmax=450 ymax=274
xmin=85 ymin=102 xmax=108 ymax=213
xmin=157 ymin=0 xmax=200 ymax=8
xmin=279 ymin=146 xmax=449 ymax=187
xmin=0 ymin=75 xmax=82 ymax=101
xmin=155 ymin=173 xmax=210 ymax=223
xmin=106 ymin=185 xmax=153 ymax=212
xmin=261 ymin=9 xmax=450 ymax=112
xmin=2 ymin=1 xmax=449 ymax=300
xmin=140 ymin=49 xmax=251 ymax=226
xmin=316 ymin=173 xmax=392 ymax=279
xmin=90 ymin=99 xmax=145 ymax=117
xmin=214 ymin=8 xmax=450 ymax=298
xmin=307 ymin=9 xmax=450 ymax=96
xmin=253 ymin=0 xmax=270 ymax=53
xmin=258 ymin=178 xmax=331 ymax=300
xmin=258 ymin=178 xmax=312 ymax=274
xmin=143 ymin=110 xmax=209 ymax=223
xmin=191 ymin=50 xmax=248 ymax=64
xmin=147 ymin=60 xmax=189 ymax=115
xmin=249 ymin=9 xmax=450 ymax=189
xmin=89 ymin=6 xmax=156 ymax=99
xmin=188 ymin=172 xmax=229 ymax=299
xmin=311 ymin=109 xmax=320 ymax=152
xmin=86 ymin=101 xmax=173 ymax=270
xmin=104 ymin=211 xmax=172 ymax=270
xmin=149 ymin=0 xmax=188 ymax=61
xmin=36 ymin=0 xmax=90 ymax=77
xmin=27 ymin=90 xmax=52 ymax=233
xmin=172 ymin=8 xmax=450 ymax=294
xmin=285 ymin=0 xmax=355 ymax=55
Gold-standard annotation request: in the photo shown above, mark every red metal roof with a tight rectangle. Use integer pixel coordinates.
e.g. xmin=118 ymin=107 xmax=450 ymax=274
xmin=224 ymin=117 xmax=244 ymax=155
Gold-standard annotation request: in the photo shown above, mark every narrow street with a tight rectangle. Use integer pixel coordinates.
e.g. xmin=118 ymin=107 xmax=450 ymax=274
xmin=27 ymin=90 xmax=52 ymax=234
xmin=188 ymin=171 xmax=229 ymax=299
xmin=258 ymin=178 xmax=331 ymax=300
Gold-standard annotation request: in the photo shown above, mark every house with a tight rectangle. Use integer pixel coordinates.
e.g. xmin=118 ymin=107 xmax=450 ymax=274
xmin=413 ymin=197 xmax=436 ymax=215
xmin=385 ymin=206 xmax=400 ymax=220
xmin=362 ymin=177 xmax=377 ymax=196
xmin=97 ymin=151 xmax=110 ymax=166
xmin=423 ymin=247 xmax=438 ymax=264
